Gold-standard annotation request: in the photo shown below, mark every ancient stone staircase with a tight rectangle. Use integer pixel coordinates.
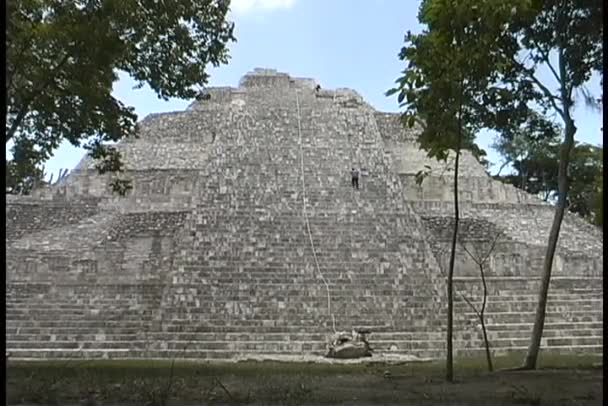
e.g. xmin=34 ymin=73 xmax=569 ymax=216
xmin=148 ymin=90 xmax=446 ymax=359
xmin=5 ymin=69 xmax=602 ymax=360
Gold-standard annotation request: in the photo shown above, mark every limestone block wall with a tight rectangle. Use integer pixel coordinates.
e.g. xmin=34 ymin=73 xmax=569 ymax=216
xmin=6 ymin=196 xmax=101 ymax=241
xmin=7 ymin=282 xmax=164 ymax=339
xmin=202 ymin=86 xmax=236 ymax=104
xmin=420 ymin=209 xmax=601 ymax=354
xmin=7 ymin=211 xmax=188 ymax=284
xmin=239 ymin=68 xmax=293 ymax=88
xmin=375 ymin=112 xmax=539 ymax=204
xmin=398 ymin=175 xmax=536 ymax=204
xmin=6 ymin=68 xmax=602 ymax=360
xmin=414 ymin=201 xmax=603 ymax=277
xmin=375 ymin=113 xmax=418 ymax=142
xmin=157 ymin=84 xmax=446 ymax=334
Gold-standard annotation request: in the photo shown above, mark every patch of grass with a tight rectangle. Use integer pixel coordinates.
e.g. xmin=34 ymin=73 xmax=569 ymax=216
xmin=6 ymin=353 xmax=602 ymax=405
xmin=7 ymin=358 xmax=371 ymax=378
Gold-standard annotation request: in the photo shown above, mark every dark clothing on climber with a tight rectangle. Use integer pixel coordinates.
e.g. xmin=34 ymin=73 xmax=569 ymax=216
xmin=351 ymin=168 xmax=359 ymax=190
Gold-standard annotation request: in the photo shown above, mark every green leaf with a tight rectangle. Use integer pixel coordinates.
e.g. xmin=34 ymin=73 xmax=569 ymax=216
xmin=407 ymin=115 xmax=416 ymax=128
xmin=385 ymin=87 xmax=400 ymax=97
xmin=6 ymin=0 xmax=236 ymax=190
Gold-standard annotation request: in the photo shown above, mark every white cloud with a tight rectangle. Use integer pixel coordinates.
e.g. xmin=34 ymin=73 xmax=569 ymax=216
xmin=231 ymin=0 xmax=296 ymax=14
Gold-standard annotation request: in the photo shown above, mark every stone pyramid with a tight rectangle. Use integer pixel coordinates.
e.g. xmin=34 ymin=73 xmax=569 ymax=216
xmin=6 ymin=68 xmax=602 ymax=360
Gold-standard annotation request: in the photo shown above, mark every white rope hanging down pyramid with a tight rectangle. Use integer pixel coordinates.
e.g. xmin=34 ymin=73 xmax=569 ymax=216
xmin=295 ymin=89 xmax=337 ymax=334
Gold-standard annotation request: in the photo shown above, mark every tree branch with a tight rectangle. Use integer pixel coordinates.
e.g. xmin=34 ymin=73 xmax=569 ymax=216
xmin=460 ymin=232 xmax=502 ymax=268
xmin=532 ymin=40 xmax=561 ymax=86
xmin=526 ymin=70 xmax=565 ymax=120
xmin=495 ymin=160 xmax=511 ymax=177
xmin=6 ymin=28 xmax=37 ymax=100
xmin=480 ymin=232 xmax=502 ymax=264
xmin=5 ymin=52 xmax=71 ymax=143
xmin=510 ymin=54 xmax=565 ymax=120
xmin=566 ymin=82 xmax=574 ymax=107
xmin=459 ymin=291 xmax=481 ymax=319
xmin=542 ymin=51 xmax=561 ymax=86
xmin=460 ymin=241 xmax=482 ymax=266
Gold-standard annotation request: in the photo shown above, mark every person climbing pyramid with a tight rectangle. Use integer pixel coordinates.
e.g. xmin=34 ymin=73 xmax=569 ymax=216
xmin=351 ymin=167 xmax=359 ymax=190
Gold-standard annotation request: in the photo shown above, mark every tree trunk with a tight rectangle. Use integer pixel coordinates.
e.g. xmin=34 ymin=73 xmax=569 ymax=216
xmin=522 ymin=46 xmax=576 ymax=370
xmin=522 ymin=125 xmax=574 ymax=369
xmin=479 ymin=261 xmax=493 ymax=372
xmin=446 ymin=98 xmax=463 ymax=382
xmin=446 ymin=146 xmax=460 ymax=382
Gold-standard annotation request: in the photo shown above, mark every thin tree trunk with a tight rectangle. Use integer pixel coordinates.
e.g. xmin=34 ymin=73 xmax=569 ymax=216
xmin=460 ymin=234 xmax=499 ymax=373
xmin=479 ymin=261 xmax=493 ymax=372
xmin=495 ymin=160 xmax=511 ymax=177
xmin=446 ymin=144 xmax=460 ymax=382
xmin=523 ymin=45 xmax=576 ymax=370
xmin=446 ymin=91 xmax=463 ymax=383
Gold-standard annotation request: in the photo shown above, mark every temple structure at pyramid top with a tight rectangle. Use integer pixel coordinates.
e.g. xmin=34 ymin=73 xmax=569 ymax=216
xmin=6 ymin=68 xmax=602 ymax=361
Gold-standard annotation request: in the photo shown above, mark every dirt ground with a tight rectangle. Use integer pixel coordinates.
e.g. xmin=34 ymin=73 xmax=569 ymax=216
xmin=6 ymin=355 xmax=603 ymax=405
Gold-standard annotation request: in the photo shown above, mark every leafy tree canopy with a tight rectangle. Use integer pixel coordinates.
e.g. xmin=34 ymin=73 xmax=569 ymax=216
xmin=387 ymin=0 xmax=534 ymax=164
xmin=389 ymin=0 xmax=602 ymax=371
xmin=386 ymin=0 xmax=536 ymax=382
xmin=6 ymin=0 xmax=235 ymax=194
xmin=495 ymin=134 xmax=603 ymax=225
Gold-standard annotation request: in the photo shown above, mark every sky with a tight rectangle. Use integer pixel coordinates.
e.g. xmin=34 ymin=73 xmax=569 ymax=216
xmin=39 ymin=0 xmax=603 ymax=179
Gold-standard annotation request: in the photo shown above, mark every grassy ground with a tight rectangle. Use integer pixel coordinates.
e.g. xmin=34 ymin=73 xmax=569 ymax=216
xmin=6 ymin=352 xmax=602 ymax=405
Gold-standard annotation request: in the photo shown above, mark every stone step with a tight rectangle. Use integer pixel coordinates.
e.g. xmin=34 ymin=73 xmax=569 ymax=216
xmin=188 ymin=210 xmax=402 ymax=219
xmin=6 ymin=309 xmax=155 ymax=316
xmin=453 ymin=302 xmax=601 ymax=313
xmin=483 ymin=321 xmax=603 ymax=331
xmin=6 ymin=320 xmax=151 ymax=328
xmin=7 ymin=320 xmax=601 ymax=341
xmin=0 ymin=349 xmax=345 ymax=360
xmin=7 ymin=298 xmax=600 ymax=318
xmin=454 ymin=298 xmax=602 ymax=306
xmin=484 ymin=328 xmax=602 ymax=340
xmin=455 ymin=345 xmax=603 ymax=357
xmin=7 ymin=335 xmax=601 ymax=353
xmin=6 ymin=327 xmax=147 ymax=335
xmin=5 ymin=319 xmax=393 ymax=330
xmin=456 ymin=311 xmax=602 ymax=324
xmin=459 ymin=293 xmax=604 ymax=302
xmin=7 ymin=330 xmax=603 ymax=351
xmin=12 ymin=292 xmax=598 ymax=306
xmin=6 ymin=321 xmax=602 ymax=337
xmin=6 ymin=310 xmax=156 ymax=318
xmin=161 ymin=276 xmax=409 ymax=283
xmin=167 ymin=275 xmax=411 ymax=283
xmin=6 ymin=340 xmax=148 ymax=350
xmin=175 ymin=260 xmax=418 ymax=266
xmin=8 ymin=308 xmax=601 ymax=328
xmin=3 ymin=325 xmax=409 ymax=335
xmin=7 ymin=344 xmax=602 ymax=361
xmin=22 ymin=297 xmax=597 ymax=309
xmin=7 ymin=333 xmax=139 ymax=342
